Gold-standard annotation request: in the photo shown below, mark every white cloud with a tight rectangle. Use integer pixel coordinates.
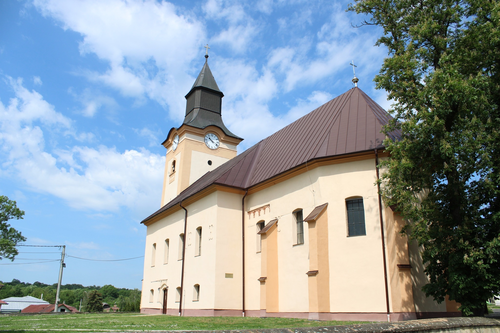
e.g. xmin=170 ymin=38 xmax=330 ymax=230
xmin=211 ymin=23 xmax=259 ymax=54
xmin=0 ymin=78 xmax=165 ymax=215
xmin=256 ymin=0 xmax=273 ymax=14
xmin=136 ymin=127 xmax=162 ymax=147
xmin=33 ymin=0 xmax=206 ymax=118
xmin=203 ymin=0 xmax=259 ymax=54
xmin=68 ymin=88 xmax=118 ymax=118
xmin=33 ymin=76 xmax=42 ymax=85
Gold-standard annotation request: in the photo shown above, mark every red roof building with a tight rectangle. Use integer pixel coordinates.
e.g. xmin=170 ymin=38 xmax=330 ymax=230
xmin=21 ymin=303 xmax=79 ymax=313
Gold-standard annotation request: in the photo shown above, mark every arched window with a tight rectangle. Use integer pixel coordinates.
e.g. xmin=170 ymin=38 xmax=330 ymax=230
xmin=294 ymin=209 xmax=304 ymax=245
xmin=256 ymin=220 xmax=265 ymax=252
xmin=178 ymin=233 xmax=184 ymax=260
xmin=164 ymin=239 xmax=169 ymax=264
xmin=149 ymin=289 xmax=154 ymax=303
xmin=195 ymin=227 xmax=202 ymax=256
xmin=175 ymin=287 xmax=181 ymax=302
xmin=193 ymin=284 xmax=200 ymax=302
xmin=346 ymin=198 xmax=366 ymax=236
xmin=171 ymin=160 xmax=176 ymax=173
xmin=151 ymin=243 xmax=156 ymax=267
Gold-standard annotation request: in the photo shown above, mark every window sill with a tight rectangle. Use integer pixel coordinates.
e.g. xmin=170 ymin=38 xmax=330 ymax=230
xmin=293 ymin=243 xmax=304 ymax=247
xmin=347 ymin=234 xmax=366 ymax=238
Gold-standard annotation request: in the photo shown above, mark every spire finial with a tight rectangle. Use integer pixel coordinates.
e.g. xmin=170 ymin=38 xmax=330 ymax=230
xmin=204 ymin=44 xmax=210 ymax=59
xmin=350 ymin=60 xmax=359 ymax=87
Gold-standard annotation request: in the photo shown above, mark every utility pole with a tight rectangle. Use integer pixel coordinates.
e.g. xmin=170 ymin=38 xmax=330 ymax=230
xmin=54 ymin=245 xmax=66 ymax=313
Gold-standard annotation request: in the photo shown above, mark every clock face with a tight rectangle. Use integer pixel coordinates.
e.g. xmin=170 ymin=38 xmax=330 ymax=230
xmin=172 ymin=135 xmax=179 ymax=151
xmin=204 ymin=133 xmax=220 ymax=150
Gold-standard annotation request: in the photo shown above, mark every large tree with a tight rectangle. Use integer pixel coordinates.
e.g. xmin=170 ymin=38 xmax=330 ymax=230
xmin=349 ymin=0 xmax=500 ymax=316
xmin=84 ymin=290 xmax=104 ymax=312
xmin=0 ymin=196 xmax=26 ymax=260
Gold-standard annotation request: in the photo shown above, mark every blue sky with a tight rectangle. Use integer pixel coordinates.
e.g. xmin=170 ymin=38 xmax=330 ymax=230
xmin=0 ymin=0 xmax=388 ymax=289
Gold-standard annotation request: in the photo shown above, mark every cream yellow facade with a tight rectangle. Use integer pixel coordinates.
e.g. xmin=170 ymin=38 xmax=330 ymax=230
xmin=140 ymin=59 xmax=460 ymax=321
xmin=161 ymin=125 xmax=239 ymax=206
xmin=141 ymin=152 xmax=460 ymax=320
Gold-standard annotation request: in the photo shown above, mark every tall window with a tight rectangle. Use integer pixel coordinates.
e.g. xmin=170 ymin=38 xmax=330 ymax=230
xmin=176 ymin=287 xmax=181 ymax=302
xmin=294 ymin=209 xmax=304 ymax=245
xmin=195 ymin=227 xmax=202 ymax=256
xmin=178 ymin=234 xmax=184 ymax=260
xmin=149 ymin=289 xmax=154 ymax=303
xmin=151 ymin=243 xmax=156 ymax=267
xmin=256 ymin=221 xmax=265 ymax=252
xmin=193 ymin=284 xmax=200 ymax=301
xmin=164 ymin=239 xmax=169 ymax=264
xmin=346 ymin=198 xmax=366 ymax=236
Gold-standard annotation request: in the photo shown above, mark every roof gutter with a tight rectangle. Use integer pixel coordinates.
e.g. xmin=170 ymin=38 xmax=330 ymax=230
xmin=179 ymin=202 xmax=188 ymax=316
xmin=241 ymin=190 xmax=248 ymax=317
xmin=375 ymin=149 xmax=391 ymax=322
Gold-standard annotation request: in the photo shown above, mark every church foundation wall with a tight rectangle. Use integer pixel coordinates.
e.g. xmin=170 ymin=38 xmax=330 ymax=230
xmin=140 ymin=307 xmax=461 ymax=322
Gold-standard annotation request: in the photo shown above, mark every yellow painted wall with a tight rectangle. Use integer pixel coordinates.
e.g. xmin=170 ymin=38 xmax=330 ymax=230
xmin=408 ymin=240 xmax=447 ymax=313
xmin=384 ymin=207 xmax=416 ymax=313
xmin=213 ymin=191 xmax=243 ymax=310
xmin=146 ymin=153 xmax=452 ymax=317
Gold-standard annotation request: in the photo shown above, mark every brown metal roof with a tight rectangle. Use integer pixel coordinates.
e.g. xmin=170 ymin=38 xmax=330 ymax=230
xmin=258 ymin=219 xmax=278 ymax=234
xmin=142 ymin=87 xmax=399 ymax=224
xmin=304 ymin=203 xmax=328 ymax=222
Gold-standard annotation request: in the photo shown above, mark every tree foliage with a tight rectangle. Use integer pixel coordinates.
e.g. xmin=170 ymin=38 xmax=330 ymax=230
xmin=84 ymin=290 xmax=104 ymax=312
xmin=349 ymin=0 xmax=500 ymax=316
xmin=0 ymin=196 xmax=26 ymax=261
xmin=0 ymin=279 xmax=140 ymax=312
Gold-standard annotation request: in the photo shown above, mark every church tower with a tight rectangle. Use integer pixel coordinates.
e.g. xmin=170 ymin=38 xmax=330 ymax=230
xmin=161 ymin=53 xmax=243 ymax=206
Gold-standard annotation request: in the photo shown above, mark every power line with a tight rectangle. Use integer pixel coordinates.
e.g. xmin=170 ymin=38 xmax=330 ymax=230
xmin=8 ymin=258 xmax=59 ymax=261
xmin=66 ymin=254 xmax=143 ymax=262
xmin=17 ymin=244 xmax=64 ymax=248
xmin=0 ymin=260 xmax=60 ymax=265
xmin=17 ymin=251 xmax=61 ymax=254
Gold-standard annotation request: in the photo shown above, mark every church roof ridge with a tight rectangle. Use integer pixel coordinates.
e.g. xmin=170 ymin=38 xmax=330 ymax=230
xmin=142 ymin=87 xmax=400 ymax=224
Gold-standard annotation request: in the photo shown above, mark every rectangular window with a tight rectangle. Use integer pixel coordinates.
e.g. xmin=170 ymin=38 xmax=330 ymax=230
xmin=175 ymin=287 xmax=181 ymax=302
xmin=295 ymin=210 xmax=304 ymax=245
xmin=347 ymin=198 xmax=366 ymax=236
xmin=256 ymin=221 xmax=265 ymax=253
xmin=193 ymin=284 xmax=200 ymax=302
xmin=195 ymin=227 xmax=202 ymax=256
xmin=178 ymin=234 xmax=184 ymax=260
xmin=164 ymin=239 xmax=169 ymax=264
xmin=151 ymin=243 xmax=156 ymax=267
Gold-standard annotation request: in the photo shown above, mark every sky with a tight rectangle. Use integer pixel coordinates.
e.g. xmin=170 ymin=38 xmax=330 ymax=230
xmin=0 ymin=0 xmax=389 ymax=290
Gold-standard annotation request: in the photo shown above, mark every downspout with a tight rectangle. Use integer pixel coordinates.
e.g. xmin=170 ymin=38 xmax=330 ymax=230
xmin=241 ymin=190 xmax=248 ymax=317
xmin=179 ymin=202 xmax=188 ymax=317
xmin=375 ymin=149 xmax=391 ymax=322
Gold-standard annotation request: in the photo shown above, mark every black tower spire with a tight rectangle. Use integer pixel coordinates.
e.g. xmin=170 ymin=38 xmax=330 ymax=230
xmin=182 ymin=53 xmax=241 ymax=139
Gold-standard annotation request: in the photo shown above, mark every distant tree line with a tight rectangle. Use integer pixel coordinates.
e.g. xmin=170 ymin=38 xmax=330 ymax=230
xmin=0 ymin=279 xmax=140 ymax=312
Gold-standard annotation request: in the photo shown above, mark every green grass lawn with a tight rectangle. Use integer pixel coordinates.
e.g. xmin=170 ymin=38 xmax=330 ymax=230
xmin=0 ymin=313 xmax=367 ymax=332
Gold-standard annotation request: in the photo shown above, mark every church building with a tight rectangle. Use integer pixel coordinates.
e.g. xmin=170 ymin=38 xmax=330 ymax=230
xmin=139 ymin=54 xmax=461 ymax=321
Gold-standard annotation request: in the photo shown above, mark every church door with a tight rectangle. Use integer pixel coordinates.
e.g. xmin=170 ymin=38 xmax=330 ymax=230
xmin=162 ymin=288 xmax=168 ymax=314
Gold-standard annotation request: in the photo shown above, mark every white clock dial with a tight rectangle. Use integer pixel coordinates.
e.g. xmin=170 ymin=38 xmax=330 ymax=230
xmin=172 ymin=135 xmax=179 ymax=151
xmin=204 ymin=133 xmax=220 ymax=150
